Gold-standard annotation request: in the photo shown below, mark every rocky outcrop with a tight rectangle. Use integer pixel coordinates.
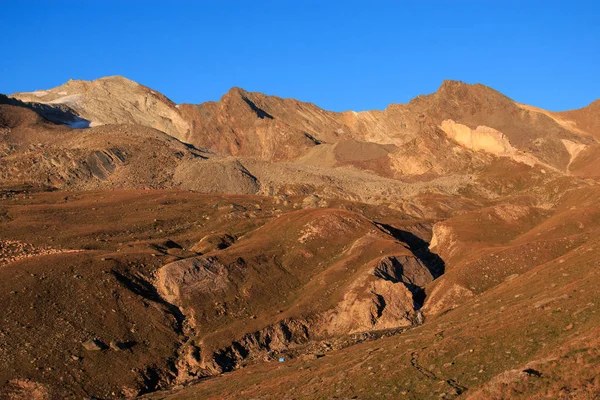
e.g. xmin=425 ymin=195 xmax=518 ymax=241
xmin=429 ymin=222 xmax=459 ymax=263
xmin=440 ymin=120 xmax=514 ymax=156
xmin=324 ymin=255 xmax=436 ymax=335
xmin=324 ymin=277 xmax=415 ymax=335
xmin=190 ymin=233 xmax=236 ymax=254
xmin=374 ymin=255 xmax=434 ymax=292
xmin=210 ymin=319 xmax=311 ymax=373
xmin=155 ymin=256 xmax=231 ymax=307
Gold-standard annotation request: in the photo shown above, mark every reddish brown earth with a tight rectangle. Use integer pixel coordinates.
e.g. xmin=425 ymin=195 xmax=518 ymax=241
xmin=1 ymin=78 xmax=600 ymax=399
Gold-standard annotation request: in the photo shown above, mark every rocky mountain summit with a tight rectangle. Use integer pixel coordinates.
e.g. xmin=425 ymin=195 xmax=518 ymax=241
xmin=1 ymin=77 xmax=599 ymax=399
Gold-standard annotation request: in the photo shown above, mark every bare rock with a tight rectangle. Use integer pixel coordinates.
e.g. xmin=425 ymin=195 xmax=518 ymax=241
xmin=82 ymin=339 xmax=106 ymax=351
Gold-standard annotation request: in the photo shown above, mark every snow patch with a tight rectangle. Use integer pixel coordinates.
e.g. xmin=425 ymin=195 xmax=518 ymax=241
xmin=65 ymin=117 xmax=100 ymax=129
xmin=67 ymin=119 xmax=90 ymax=129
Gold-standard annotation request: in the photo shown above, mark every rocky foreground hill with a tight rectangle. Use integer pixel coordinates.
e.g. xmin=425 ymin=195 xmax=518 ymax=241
xmin=1 ymin=77 xmax=599 ymax=399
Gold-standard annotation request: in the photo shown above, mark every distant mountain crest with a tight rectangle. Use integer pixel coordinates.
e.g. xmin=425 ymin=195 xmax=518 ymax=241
xmin=5 ymin=76 xmax=599 ymax=175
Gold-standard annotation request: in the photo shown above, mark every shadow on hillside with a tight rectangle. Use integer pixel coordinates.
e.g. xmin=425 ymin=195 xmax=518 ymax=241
xmin=241 ymin=95 xmax=274 ymax=119
xmin=376 ymin=223 xmax=445 ymax=278
xmin=111 ymin=270 xmax=186 ymax=333
xmin=0 ymin=93 xmax=89 ymax=128
xmin=376 ymin=223 xmax=446 ymax=309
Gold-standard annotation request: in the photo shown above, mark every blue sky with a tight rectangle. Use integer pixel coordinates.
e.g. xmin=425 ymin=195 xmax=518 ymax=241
xmin=1 ymin=1 xmax=598 ymax=111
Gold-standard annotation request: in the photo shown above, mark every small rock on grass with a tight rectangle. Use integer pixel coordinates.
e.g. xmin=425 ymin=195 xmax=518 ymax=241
xmin=82 ymin=339 xmax=106 ymax=351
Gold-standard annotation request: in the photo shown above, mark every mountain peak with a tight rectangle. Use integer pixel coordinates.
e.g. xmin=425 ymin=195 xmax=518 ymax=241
xmin=436 ymin=79 xmax=494 ymax=95
xmin=222 ymin=87 xmax=252 ymax=101
xmin=438 ymin=79 xmax=469 ymax=90
xmin=227 ymin=86 xmax=248 ymax=94
xmin=93 ymin=75 xmax=140 ymax=86
xmin=432 ymin=79 xmax=513 ymax=105
xmin=52 ymin=75 xmax=140 ymax=90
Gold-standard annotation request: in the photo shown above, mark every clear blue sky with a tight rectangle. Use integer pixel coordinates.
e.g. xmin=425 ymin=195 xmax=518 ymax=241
xmin=1 ymin=1 xmax=598 ymax=111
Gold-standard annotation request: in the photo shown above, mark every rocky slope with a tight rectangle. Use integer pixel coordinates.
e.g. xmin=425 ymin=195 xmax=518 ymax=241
xmin=10 ymin=77 xmax=597 ymax=175
xmin=1 ymin=77 xmax=599 ymax=399
xmin=5 ymin=77 xmax=598 ymax=202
